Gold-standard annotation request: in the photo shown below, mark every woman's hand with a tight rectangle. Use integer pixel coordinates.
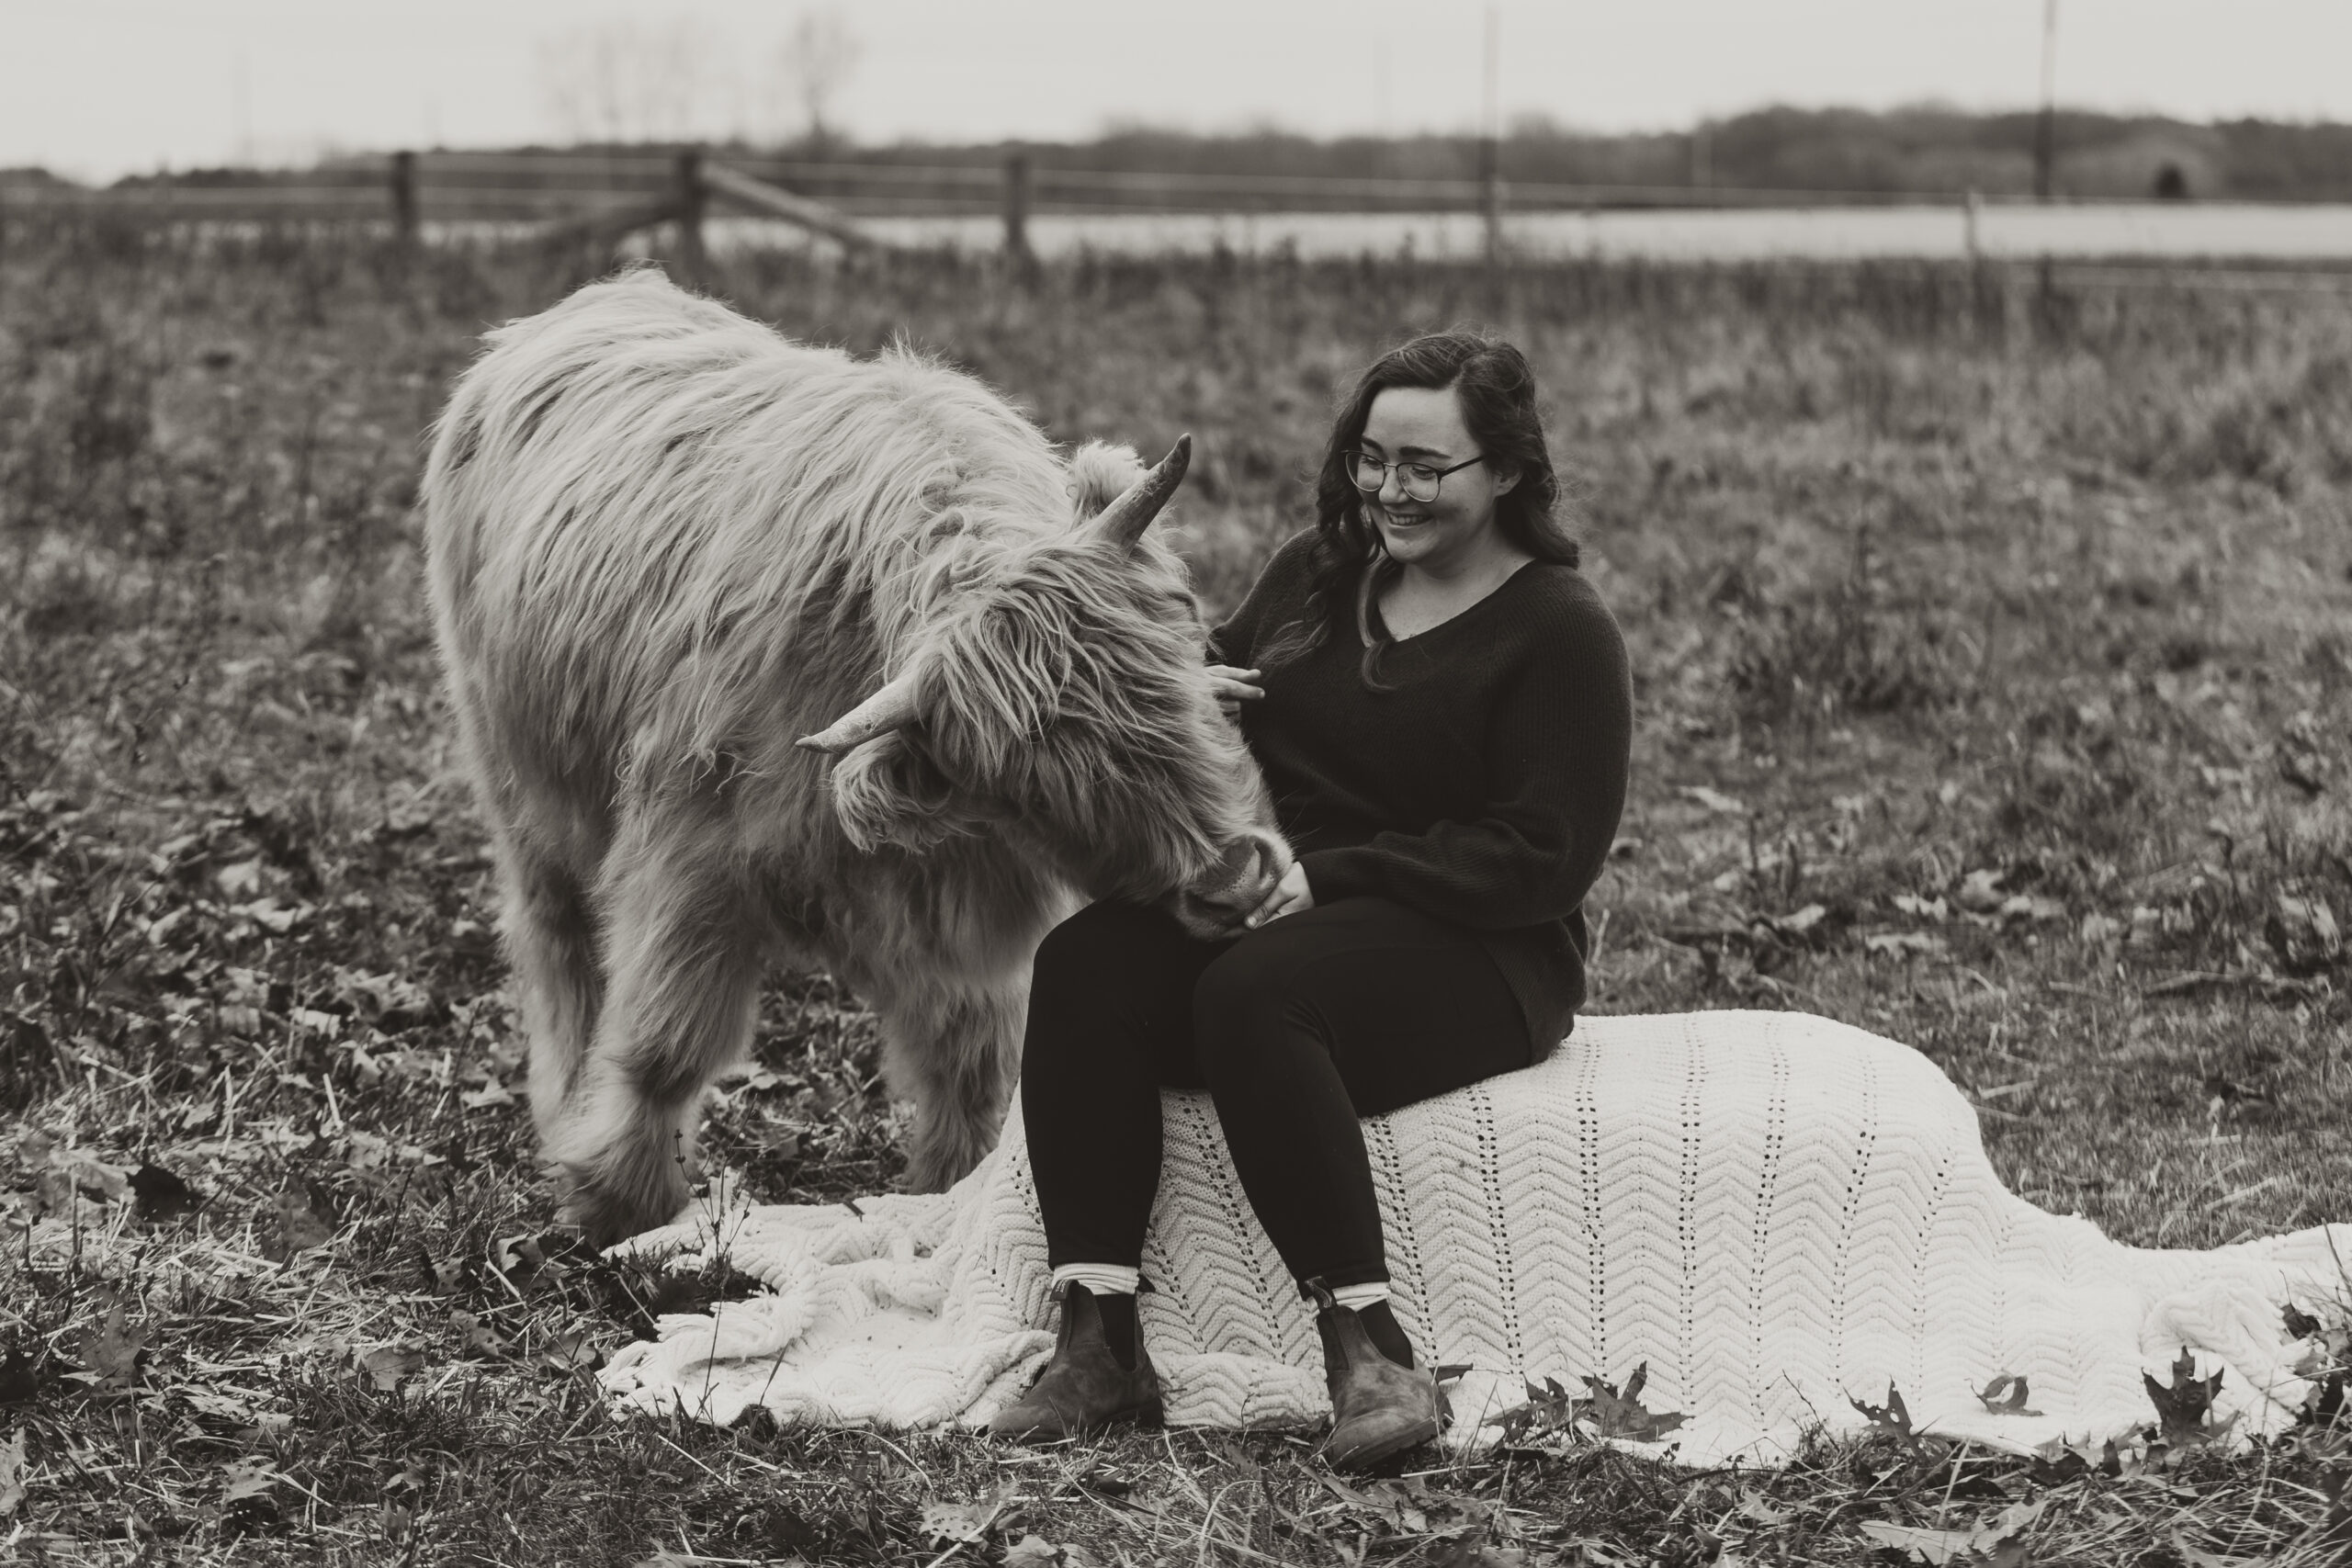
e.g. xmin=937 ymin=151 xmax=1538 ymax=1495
xmin=1205 ymin=664 xmax=1264 ymax=721
xmin=1244 ymin=860 xmax=1314 ymax=929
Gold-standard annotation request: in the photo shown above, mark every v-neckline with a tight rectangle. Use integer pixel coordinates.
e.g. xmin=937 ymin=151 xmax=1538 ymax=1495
xmin=1370 ymin=559 xmax=1539 ymax=645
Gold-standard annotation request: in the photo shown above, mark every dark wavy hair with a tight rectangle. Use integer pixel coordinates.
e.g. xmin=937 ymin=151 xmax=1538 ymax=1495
xmin=1250 ymin=329 xmax=1577 ymax=688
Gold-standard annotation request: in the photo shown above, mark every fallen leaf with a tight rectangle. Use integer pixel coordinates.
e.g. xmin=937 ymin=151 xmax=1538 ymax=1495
xmin=1954 ymin=868 xmax=2007 ymax=913
xmin=129 ymin=1162 xmax=199 ymax=1221
xmin=1865 ymin=931 xmax=1947 ymax=959
xmin=79 ymin=1296 xmax=150 ymax=1389
xmin=0 ymin=1346 xmax=37 ymax=1404
xmin=460 ymin=1078 xmax=515 ymax=1111
xmin=1679 ymin=784 xmax=1746 ymax=816
xmin=182 ymin=1388 xmax=270 ymax=1426
xmin=922 ymin=1481 xmax=1016 ymax=1546
xmin=1579 ymin=1362 xmax=1686 ymax=1442
xmin=0 ymin=1428 xmax=26 ymax=1517
xmin=55 ymin=1149 xmax=130 ymax=1202
xmin=1858 ymin=1500 xmax=2043 ymax=1565
xmin=1999 ymin=894 xmax=2066 ymax=924
xmin=449 ymin=1310 xmax=509 ymax=1359
xmin=1893 ymin=894 xmax=1950 ymax=920
xmin=1004 ymin=1534 xmax=1096 ymax=1566
xmin=1849 ymin=1383 xmax=1920 ymax=1448
xmin=1856 ymin=1521 xmax=1987 ymax=1565
xmin=221 ymin=1461 xmax=277 ymax=1504
xmin=1765 ymin=904 xmax=1828 ymax=941
xmin=418 ymin=1250 xmax=470 ymax=1295
xmin=539 ymin=1331 xmax=601 ymax=1372
xmin=1433 ymin=1546 xmax=1527 ymax=1568
xmin=2278 ymin=747 xmax=2329 ymax=798
xmin=261 ymin=1187 xmax=336 ymax=1261
xmin=356 ymin=1345 xmax=426 ymax=1393
xmin=231 ymin=897 xmax=304 ymax=934
xmin=220 ymin=1459 xmax=280 ymax=1533
xmin=2144 ymin=1347 xmax=2231 ymax=1448
xmin=2169 ymin=1529 xmax=2266 ymax=1568
xmin=1483 ymin=1374 xmax=1577 ymax=1444
xmin=2266 ymin=894 xmax=2343 ymax=976
xmin=1975 ymin=1372 xmax=2041 ymax=1416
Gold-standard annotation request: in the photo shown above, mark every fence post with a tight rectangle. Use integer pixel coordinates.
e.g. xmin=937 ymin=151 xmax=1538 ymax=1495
xmin=1002 ymin=151 xmax=1034 ymax=267
xmin=673 ymin=146 xmax=707 ymax=282
xmin=1478 ymin=136 xmax=1504 ymax=273
xmin=390 ymin=150 xmax=418 ymax=247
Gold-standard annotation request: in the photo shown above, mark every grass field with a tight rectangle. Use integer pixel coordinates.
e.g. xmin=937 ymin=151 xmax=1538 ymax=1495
xmin=2 ymin=220 xmax=2348 ymax=1565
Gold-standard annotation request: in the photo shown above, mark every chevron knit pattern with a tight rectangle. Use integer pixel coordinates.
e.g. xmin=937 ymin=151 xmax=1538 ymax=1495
xmin=599 ymin=1010 xmax=2351 ymax=1464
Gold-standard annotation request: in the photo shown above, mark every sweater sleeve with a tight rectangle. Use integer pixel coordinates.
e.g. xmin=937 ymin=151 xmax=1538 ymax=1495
xmin=1295 ymin=588 xmax=1633 ymax=930
xmin=1206 ymin=528 xmax=1318 ymax=668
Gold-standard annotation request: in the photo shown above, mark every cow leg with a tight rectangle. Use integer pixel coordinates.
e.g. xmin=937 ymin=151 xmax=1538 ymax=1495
xmin=548 ymin=840 xmax=763 ymax=1245
xmin=494 ymin=840 xmax=604 ymax=1140
xmin=862 ymin=972 xmax=1027 ymax=1192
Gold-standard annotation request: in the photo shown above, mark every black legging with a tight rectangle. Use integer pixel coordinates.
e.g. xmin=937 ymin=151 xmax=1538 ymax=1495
xmin=1022 ymin=896 xmax=1532 ymax=1290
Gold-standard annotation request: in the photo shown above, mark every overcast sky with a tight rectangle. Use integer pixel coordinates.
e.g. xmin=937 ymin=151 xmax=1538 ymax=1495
xmin=6 ymin=1 xmax=2350 ymax=182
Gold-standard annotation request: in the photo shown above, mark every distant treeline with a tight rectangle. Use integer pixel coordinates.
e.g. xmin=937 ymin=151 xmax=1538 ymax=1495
xmin=961 ymin=108 xmax=2352 ymax=201
xmin=25 ymin=105 xmax=2352 ymax=203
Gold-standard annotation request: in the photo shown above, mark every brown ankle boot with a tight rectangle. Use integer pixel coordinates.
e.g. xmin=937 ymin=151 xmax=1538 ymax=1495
xmin=1307 ymin=1280 xmax=1441 ymax=1470
xmin=989 ymin=1283 xmax=1162 ymax=1441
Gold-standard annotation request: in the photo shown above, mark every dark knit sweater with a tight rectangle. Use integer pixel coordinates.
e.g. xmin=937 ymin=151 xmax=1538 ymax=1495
xmin=1210 ymin=530 xmax=1634 ymax=1054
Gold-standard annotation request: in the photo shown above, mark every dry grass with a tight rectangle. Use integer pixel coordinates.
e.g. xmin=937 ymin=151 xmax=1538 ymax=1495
xmin=1 ymin=219 xmax=2348 ymax=1564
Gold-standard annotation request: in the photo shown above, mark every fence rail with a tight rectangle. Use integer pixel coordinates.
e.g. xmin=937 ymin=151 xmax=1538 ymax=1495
xmin=7 ymin=151 xmax=2352 ymax=284
xmin=0 ymin=147 xmax=2054 ymax=230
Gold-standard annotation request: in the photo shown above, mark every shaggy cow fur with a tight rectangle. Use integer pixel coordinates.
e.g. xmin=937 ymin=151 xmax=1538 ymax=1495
xmin=423 ymin=269 xmax=1287 ymax=1244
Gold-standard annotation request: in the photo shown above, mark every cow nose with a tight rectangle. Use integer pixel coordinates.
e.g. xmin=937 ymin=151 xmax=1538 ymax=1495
xmin=1218 ymin=829 xmax=1289 ymax=908
xmin=1163 ymin=829 xmax=1293 ymax=940
xmin=1182 ymin=831 xmax=1264 ymax=908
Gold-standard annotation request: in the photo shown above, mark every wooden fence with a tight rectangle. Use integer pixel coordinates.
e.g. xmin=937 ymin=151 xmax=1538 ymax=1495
xmin=11 ymin=151 xmax=2352 ymax=289
xmin=1 ymin=146 xmax=2008 ymax=263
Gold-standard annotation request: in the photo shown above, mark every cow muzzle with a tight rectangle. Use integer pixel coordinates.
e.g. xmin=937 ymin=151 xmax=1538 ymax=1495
xmin=1167 ymin=828 xmax=1294 ymax=940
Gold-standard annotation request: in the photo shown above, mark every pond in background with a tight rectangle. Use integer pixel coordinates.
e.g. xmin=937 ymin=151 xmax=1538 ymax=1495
xmin=707 ymin=203 xmax=2352 ymax=263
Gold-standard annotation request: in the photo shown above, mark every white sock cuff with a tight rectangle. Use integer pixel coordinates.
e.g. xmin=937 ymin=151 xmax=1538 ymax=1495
xmin=1329 ymin=1280 xmax=1389 ymax=1312
xmin=1052 ymin=1263 xmax=1140 ymax=1298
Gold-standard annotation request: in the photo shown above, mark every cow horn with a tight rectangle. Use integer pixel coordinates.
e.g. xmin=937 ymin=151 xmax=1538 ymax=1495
xmin=795 ymin=671 xmax=920 ymax=754
xmin=1089 ymin=434 xmax=1192 ymax=551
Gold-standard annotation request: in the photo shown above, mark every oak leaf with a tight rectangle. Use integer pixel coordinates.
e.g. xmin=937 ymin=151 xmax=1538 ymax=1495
xmin=2144 ymin=1347 xmax=2232 ymax=1448
xmin=1974 ymin=1373 xmax=2041 ymax=1416
xmin=1849 ymin=1382 xmax=1922 ymax=1449
xmin=356 ymin=1345 xmax=426 ymax=1393
xmin=1580 ymin=1362 xmax=1686 ymax=1442
xmin=79 ymin=1296 xmax=150 ymax=1389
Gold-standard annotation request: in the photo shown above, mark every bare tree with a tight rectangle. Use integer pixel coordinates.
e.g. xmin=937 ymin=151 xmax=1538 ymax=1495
xmin=539 ymin=18 xmax=720 ymax=144
xmin=775 ymin=8 xmax=862 ymax=151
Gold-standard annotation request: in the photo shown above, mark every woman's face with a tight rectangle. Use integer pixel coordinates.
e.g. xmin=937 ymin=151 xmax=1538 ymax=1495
xmin=1355 ymin=385 xmax=1519 ymax=572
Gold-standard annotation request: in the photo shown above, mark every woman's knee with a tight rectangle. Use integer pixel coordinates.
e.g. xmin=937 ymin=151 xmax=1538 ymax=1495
xmin=1191 ymin=938 xmax=1308 ymax=1070
xmin=1026 ymin=899 xmax=1193 ymax=1064
xmin=1033 ymin=899 xmax=1166 ymax=990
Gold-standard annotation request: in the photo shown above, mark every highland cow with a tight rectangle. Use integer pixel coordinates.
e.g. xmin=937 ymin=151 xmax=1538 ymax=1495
xmin=423 ymin=270 xmax=1288 ymax=1244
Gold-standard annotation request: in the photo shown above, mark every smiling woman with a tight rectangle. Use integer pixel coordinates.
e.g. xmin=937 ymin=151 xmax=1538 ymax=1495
xmin=994 ymin=329 xmax=1633 ymax=1470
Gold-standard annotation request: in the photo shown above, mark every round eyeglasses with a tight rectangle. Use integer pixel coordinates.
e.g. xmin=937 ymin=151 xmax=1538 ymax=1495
xmin=1347 ymin=451 xmax=1485 ymax=503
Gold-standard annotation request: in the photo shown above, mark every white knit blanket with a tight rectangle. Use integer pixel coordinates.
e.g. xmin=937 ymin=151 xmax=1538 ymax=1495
xmin=600 ymin=1010 xmax=2350 ymax=1465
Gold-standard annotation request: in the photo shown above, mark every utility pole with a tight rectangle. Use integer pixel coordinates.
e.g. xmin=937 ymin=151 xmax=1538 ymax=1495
xmin=233 ymin=51 xmax=253 ymax=165
xmin=1479 ymin=3 xmax=1502 ymax=267
xmin=2034 ymin=0 xmax=2059 ymax=202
